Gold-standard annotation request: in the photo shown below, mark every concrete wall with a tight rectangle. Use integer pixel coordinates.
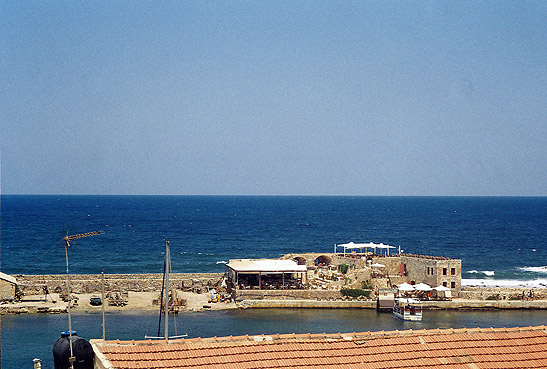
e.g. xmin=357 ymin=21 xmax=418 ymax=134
xmin=15 ymin=273 xmax=224 ymax=295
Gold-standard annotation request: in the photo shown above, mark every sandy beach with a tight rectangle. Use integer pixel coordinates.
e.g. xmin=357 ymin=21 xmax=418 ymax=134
xmin=4 ymin=290 xmax=237 ymax=314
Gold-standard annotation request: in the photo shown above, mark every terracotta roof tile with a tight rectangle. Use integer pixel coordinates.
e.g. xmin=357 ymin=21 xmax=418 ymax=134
xmin=93 ymin=326 xmax=547 ymax=369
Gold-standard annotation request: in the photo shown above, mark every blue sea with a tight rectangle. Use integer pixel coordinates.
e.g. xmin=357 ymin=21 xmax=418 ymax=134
xmin=1 ymin=195 xmax=547 ymax=368
xmin=2 ymin=195 xmax=546 ymax=285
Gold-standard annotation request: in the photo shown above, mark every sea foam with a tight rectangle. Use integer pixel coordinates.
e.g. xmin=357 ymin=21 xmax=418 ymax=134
xmin=518 ymin=266 xmax=547 ymax=274
xmin=467 ymin=270 xmax=495 ymax=276
xmin=462 ymin=278 xmax=547 ymax=288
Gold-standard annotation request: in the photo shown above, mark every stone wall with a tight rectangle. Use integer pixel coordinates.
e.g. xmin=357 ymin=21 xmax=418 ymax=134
xmin=460 ymin=287 xmax=547 ymax=301
xmin=15 ymin=273 xmax=224 ymax=295
xmin=236 ymin=289 xmax=342 ymax=301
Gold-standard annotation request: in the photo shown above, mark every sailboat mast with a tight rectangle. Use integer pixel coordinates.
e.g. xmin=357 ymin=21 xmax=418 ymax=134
xmin=64 ymin=243 xmax=75 ymax=367
xmin=164 ymin=240 xmax=170 ymax=340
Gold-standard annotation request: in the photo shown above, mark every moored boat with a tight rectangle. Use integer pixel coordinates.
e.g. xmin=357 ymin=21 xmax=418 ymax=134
xmin=393 ymin=298 xmax=422 ymax=321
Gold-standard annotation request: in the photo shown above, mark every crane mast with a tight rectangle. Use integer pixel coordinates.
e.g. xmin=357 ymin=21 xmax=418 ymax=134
xmin=63 ymin=230 xmax=104 ymax=369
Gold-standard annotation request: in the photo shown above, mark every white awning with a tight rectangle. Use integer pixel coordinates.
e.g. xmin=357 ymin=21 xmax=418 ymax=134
xmin=227 ymin=259 xmax=307 ymax=273
xmin=434 ymin=285 xmax=451 ymax=291
xmin=414 ymin=283 xmax=432 ymax=291
xmin=370 ymin=263 xmax=386 ymax=268
xmin=336 ymin=242 xmax=395 ymax=250
xmin=396 ymin=283 xmax=415 ymax=291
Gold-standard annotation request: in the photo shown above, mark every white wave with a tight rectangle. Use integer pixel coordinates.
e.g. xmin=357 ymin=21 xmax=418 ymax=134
xmin=466 ymin=270 xmax=495 ymax=276
xmin=216 ymin=261 xmax=227 ymax=264
xmin=462 ymin=278 xmax=547 ymax=288
xmin=519 ymin=266 xmax=547 ymax=274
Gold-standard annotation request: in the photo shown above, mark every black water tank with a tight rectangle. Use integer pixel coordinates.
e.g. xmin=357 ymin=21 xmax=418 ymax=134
xmin=53 ymin=331 xmax=94 ymax=369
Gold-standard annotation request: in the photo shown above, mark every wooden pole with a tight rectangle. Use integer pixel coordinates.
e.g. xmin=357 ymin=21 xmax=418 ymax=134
xmin=164 ymin=240 xmax=170 ymax=340
xmin=101 ymin=271 xmax=105 ymax=340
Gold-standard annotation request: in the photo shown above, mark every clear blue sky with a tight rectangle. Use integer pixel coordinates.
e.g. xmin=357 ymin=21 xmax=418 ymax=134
xmin=1 ymin=2 xmax=545 ymax=195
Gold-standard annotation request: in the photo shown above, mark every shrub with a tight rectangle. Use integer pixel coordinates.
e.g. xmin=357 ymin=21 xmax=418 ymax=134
xmin=362 ymin=280 xmax=373 ymax=289
xmin=341 ymin=289 xmax=371 ymax=298
xmin=339 ymin=264 xmax=350 ymax=274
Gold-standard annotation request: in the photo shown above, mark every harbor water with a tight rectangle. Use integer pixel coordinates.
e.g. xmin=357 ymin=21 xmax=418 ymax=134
xmin=3 ymin=309 xmax=547 ymax=369
xmin=2 ymin=195 xmax=546 ymax=285
xmin=1 ymin=195 xmax=546 ymax=367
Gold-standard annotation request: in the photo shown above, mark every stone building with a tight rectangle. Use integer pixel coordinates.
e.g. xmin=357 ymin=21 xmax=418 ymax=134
xmin=282 ymin=251 xmax=462 ymax=296
xmin=0 ymin=272 xmax=18 ymax=301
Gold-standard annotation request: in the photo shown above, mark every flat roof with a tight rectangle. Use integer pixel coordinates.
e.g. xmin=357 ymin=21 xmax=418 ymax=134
xmin=226 ymin=259 xmax=307 ymax=273
xmin=92 ymin=325 xmax=547 ymax=369
xmin=0 ymin=272 xmax=17 ymax=284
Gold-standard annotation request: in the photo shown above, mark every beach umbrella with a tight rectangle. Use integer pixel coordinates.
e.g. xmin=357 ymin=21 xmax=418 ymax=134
xmin=414 ymin=283 xmax=432 ymax=291
xmin=434 ymin=285 xmax=450 ymax=291
xmin=370 ymin=263 xmax=386 ymax=268
xmin=396 ymin=283 xmax=415 ymax=291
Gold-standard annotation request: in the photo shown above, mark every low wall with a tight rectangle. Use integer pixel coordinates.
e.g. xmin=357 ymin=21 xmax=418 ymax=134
xmin=460 ymin=287 xmax=547 ymax=301
xmin=236 ymin=289 xmax=342 ymax=301
xmin=239 ymin=299 xmax=375 ymax=309
xmin=15 ymin=273 xmax=224 ymax=295
xmin=240 ymin=299 xmax=547 ymax=310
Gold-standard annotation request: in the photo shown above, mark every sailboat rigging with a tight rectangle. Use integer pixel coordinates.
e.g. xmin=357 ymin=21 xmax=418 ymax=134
xmin=145 ymin=239 xmax=188 ymax=340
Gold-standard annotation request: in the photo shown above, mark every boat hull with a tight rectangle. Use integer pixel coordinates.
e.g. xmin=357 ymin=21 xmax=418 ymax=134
xmin=393 ymin=309 xmax=422 ymax=321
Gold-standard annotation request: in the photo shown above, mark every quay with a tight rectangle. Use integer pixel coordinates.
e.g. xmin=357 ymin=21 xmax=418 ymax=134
xmin=237 ymin=298 xmax=547 ymax=310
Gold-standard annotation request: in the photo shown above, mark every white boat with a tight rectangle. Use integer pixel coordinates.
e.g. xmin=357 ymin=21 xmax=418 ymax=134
xmin=393 ymin=298 xmax=422 ymax=321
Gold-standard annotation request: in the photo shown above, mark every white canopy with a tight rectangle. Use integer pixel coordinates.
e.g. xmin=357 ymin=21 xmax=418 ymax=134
xmin=396 ymin=283 xmax=415 ymax=291
xmin=337 ymin=242 xmax=373 ymax=249
xmin=227 ymin=259 xmax=307 ymax=273
xmin=414 ymin=283 xmax=433 ymax=291
xmin=370 ymin=263 xmax=386 ymax=268
xmin=335 ymin=242 xmax=397 ymax=255
xmin=434 ymin=285 xmax=451 ymax=291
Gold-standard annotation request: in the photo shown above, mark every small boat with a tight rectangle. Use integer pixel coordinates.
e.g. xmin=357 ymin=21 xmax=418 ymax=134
xmin=393 ymin=298 xmax=422 ymax=321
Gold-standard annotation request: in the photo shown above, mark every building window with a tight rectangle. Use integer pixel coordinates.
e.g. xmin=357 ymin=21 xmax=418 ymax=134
xmin=451 ymin=282 xmax=456 ymax=289
xmin=451 ymin=268 xmax=456 ymax=275
xmin=443 ymin=268 xmax=447 ymax=276
xmin=443 ymin=282 xmax=447 ymax=287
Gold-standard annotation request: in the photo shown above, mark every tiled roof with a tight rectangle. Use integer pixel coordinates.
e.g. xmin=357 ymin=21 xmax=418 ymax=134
xmin=93 ymin=325 xmax=547 ymax=369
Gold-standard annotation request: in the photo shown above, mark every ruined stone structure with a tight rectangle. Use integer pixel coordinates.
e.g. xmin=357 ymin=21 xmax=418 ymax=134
xmin=282 ymin=252 xmax=462 ymax=296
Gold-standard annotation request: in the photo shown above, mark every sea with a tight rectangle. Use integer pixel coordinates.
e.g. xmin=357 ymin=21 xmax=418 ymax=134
xmin=1 ymin=195 xmax=547 ymax=368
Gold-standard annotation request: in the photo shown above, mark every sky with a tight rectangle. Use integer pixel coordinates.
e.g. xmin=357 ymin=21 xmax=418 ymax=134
xmin=0 ymin=1 xmax=545 ymax=196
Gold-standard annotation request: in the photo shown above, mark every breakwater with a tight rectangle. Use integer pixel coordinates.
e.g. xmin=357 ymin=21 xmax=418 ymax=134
xmin=15 ymin=273 xmax=224 ymax=295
